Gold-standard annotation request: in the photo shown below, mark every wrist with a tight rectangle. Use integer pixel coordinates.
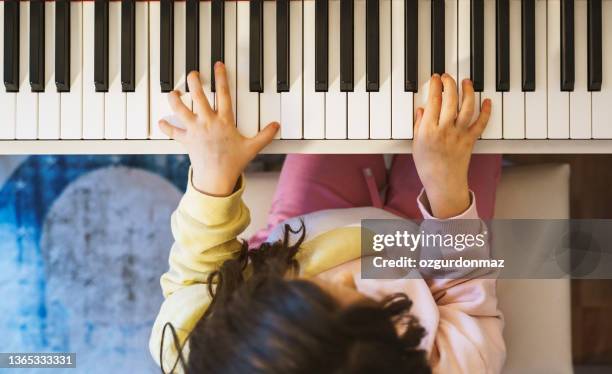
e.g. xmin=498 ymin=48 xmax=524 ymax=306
xmin=424 ymin=186 xmax=470 ymax=219
xmin=192 ymin=170 xmax=239 ymax=197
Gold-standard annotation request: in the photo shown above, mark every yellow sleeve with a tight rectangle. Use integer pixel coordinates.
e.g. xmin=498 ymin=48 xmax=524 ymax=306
xmin=149 ymin=170 xmax=250 ymax=371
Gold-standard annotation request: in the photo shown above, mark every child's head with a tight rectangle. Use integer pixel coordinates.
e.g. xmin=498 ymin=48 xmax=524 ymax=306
xmin=162 ymin=225 xmax=431 ymax=374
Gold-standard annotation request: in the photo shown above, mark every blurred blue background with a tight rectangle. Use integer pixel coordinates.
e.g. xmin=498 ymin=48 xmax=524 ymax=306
xmin=0 ymin=155 xmax=191 ymax=373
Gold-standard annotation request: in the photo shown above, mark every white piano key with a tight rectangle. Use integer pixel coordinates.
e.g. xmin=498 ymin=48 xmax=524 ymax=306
xmin=503 ymin=0 xmax=525 ymax=139
xmin=105 ymin=1 xmax=126 ymax=139
xmin=16 ymin=0 xmax=38 ymax=140
xmin=236 ymin=1 xmax=259 ymax=137
xmin=457 ymin=0 xmax=470 ymax=85
xmin=414 ymin=0 xmax=430 ymax=111
xmin=82 ymin=2 xmax=104 ymax=139
xmin=325 ymin=0 xmax=347 ymax=139
xmin=148 ymin=1 xmax=167 ymax=139
xmin=458 ymin=0 xmax=479 ymax=123
xmin=126 ymin=2 xmax=149 ymax=139
xmin=547 ymin=0 xmax=569 ymax=139
xmin=60 ymin=0 xmax=83 ymax=139
xmin=369 ymin=0 xmax=391 ymax=139
xmin=348 ymin=0 xmax=369 ymax=139
xmin=280 ymin=0 xmax=303 ymax=139
xmin=481 ymin=0 xmax=502 ymax=139
xmin=224 ymin=0 xmax=237 ymax=121
xmin=391 ymin=0 xmax=413 ymax=139
xmin=591 ymin=0 xmax=612 ymax=138
xmin=0 ymin=1 xmax=16 ymax=139
xmin=525 ymin=0 xmax=547 ymax=139
xmin=260 ymin=0 xmax=280 ymax=136
xmin=38 ymin=1 xmax=61 ymax=139
xmin=445 ymin=0 xmax=458 ymax=81
xmin=199 ymin=0 xmax=214 ymax=107
xmin=303 ymin=0 xmax=325 ymax=139
xmin=570 ymin=0 xmax=590 ymax=139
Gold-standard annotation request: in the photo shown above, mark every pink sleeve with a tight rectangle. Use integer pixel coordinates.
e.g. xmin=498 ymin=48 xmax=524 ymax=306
xmin=416 ymin=189 xmax=480 ymax=220
xmin=416 ymin=189 xmax=506 ymax=374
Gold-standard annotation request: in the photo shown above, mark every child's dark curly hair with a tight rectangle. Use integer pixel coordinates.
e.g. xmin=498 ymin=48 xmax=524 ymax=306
xmin=160 ymin=223 xmax=431 ymax=374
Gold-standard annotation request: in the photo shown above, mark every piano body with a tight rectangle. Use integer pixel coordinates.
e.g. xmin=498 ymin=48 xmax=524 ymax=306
xmin=1 ymin=0 xmax=612 ymax=154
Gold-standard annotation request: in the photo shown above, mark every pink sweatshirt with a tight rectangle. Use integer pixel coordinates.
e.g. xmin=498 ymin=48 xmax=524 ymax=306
xmin=266 ymin=190 xmax=507 ymax=373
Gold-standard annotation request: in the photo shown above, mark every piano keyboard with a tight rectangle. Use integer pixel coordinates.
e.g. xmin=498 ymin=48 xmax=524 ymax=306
xmin=2 ymin=0 xmax=612 ymax=155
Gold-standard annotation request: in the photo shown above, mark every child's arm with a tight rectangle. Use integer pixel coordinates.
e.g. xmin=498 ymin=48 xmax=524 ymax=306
xmin=149 ymin=63 xmax=279 ymax=370
xmin=412 ymin=75 xmax=505 ymax=373
xmin=417 ymin=198 xmax=506 ymax=374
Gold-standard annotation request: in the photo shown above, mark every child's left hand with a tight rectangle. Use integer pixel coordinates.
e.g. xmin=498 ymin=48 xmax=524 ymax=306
xmin=159 ymin=62 xmax=280 ymax=197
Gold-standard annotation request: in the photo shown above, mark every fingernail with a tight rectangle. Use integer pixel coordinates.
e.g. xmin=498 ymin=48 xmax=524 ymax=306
xmin=215 ymin=61 xmax=224 ymax=69
xmin=432 ymin=73 xmax=440 ymax=79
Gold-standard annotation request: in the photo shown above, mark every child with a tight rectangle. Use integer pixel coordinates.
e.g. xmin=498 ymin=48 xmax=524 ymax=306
xmin=150 ymin=62 xmax=505 ymax=373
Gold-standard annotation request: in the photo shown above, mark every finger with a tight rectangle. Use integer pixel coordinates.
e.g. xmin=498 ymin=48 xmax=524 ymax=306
xmin=456 ymin=79 xmax=475 ymax=129
xmin=168 ymin=91 xmax=197 ymax=123
xmin=213 ymin=62 xmax=234 ymax=119
xmin=247 ymin=122 xmax=280 ymax=154
xmin=422 ymin=74 xmax=443 ymax=126
xmin=413 ymin=107 xmax=424 ymax=137
xmin=438 ymin=73 xmax=458 ymax=127
xmin=468 ymin=98 xmax=492 ymax=138
xmin=159 ymin=120 xmax=187 ymax=142
xmin=187 ymin=71 xmax=214 ymax=118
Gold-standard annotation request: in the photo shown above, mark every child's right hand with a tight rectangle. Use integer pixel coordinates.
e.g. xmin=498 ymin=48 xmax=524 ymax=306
xmin=159 ymin=63 xmax=279 ymax=197
xmin=412 ymin=74 xmax=491 ymax=219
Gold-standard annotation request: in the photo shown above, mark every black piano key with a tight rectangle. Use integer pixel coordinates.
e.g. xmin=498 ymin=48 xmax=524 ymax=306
xmin=340 ymin=0 xmax=353 ymax=92
xmin=561 ymin=0 xmax=574 ymax=91
xmin=55 ymin=0 xmax=71 ymax=92
xmin=211 ymin=0 xmax=224 ymax=92
xmin=471 ymin=0 xmax=484 ymax=92
xmin=315 ymin=0 xmax=328 ymax=92
xmin=495 ymin=0 xmax=509 ymax=92
xmin=588 ymin=0 xmax=602 ymax=91
xmin=121 ymin=0 xmax=135 ymax=92
xmin=185 ymin=0 xmax=199 ymax=92
xmin=405 ymin=0 xmax=418 ymax=92
xmin=94 ymin=0 xmax=109 ymax=92
xmin=30 ymin=0 xmax=45 ymax=92
xmin=3 ymin=0 xmax=19 ymax=92
xmin=160 ymin=0 xmax=174 ymax=93
xmin=431 ymin=0 xmax=444 ymax=75
xmin=521 ymin=0 xmax=535 ymax=91
xmin=277 ymin=0 xmax=290 ymax=92
xmin=249 ymin=0 xmax=263 ymax=92
xmin=366 ymin=0 xmax=379 ymax=91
